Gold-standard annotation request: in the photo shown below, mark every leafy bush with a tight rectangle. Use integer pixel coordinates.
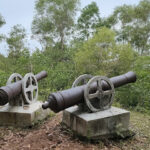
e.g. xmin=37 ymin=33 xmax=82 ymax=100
xmin=74 ymin=27 xmax=136 ymax=77
xmin=0 ymin=70 xmax=8 ymax=87
xmin=116 ymin=56 xmax=150 ymax=113
xmin=30 ymin=47 xmax=76 ymax=100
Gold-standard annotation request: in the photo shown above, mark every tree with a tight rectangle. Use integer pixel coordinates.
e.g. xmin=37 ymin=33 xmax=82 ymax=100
xmin=32 ymin=0 xmax=79 ymax=50
xmin=74 ymin=27 xmax=136 ymax=76
xmin=99 ymin=14 xmax=117 ymax=29
xmin=116 ymin=56 xmax=150 ymax=112
xmin=0 ymin=13 xmax=5 ymax=42
xmin=0 ymin=14 xmax=9 ymax=78
xmin=111 ymin=0 xmax=150 ymax=55
xmin=0 ymin=13 xmax=5 ymax=28
xmin=7 ymin=24 xmax=29 ymax=57
xmin=6 ymin=24 xmax=30 ymax=72
xmin=77 ymin=2 xmax=100 ymax=41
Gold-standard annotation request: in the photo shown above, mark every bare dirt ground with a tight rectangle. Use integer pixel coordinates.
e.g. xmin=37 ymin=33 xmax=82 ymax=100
xmin=0 ymin=111 xmax=150 ymax=150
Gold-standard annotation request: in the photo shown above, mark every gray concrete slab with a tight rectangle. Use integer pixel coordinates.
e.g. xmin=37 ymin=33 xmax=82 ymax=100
xmin=62 ymin=106 xmax=130 ymax=139
xmin=0 ymin=101 xmax=51 ymax=127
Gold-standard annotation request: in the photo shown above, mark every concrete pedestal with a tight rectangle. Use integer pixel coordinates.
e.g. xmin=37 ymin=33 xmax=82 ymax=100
xmin=62 ymin=106 xmax=130 ymax=139
xmin=0 ymin=101 xmax=51 ymax=127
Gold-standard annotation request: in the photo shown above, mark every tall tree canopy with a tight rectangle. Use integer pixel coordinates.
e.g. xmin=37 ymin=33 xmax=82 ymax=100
xmin=74 ymin=27 xmax=135 ymax=76
xmin=32 ymin=0 xmax=79 ymax=50
xmin=0 ymin=13 xmax=5 ymax=42
xmin=112 ymin=0 xmax=150 ymax=55
xmin=0 ymin=14 xmax=5 ymax=28
xmin=77 ymin=2 xmax=100 ymax=41
xmin=7 ymin=24 xmax=29 ymax=58
xmin=6 ymin=24 xmax=30 ymax=72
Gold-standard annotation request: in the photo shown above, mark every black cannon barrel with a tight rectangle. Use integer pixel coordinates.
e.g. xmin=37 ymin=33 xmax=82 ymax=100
xmin=0 ymin=71 xmax=47 ymax=105
xmin=42 ymin=71 xmax=136 ymax=113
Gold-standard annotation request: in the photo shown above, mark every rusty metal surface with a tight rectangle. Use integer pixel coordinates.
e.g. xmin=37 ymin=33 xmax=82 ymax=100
xmin=0 ymin=71 xmax=47 ymax=105
xmin=42 ymin=71 xmax=136 ymax=113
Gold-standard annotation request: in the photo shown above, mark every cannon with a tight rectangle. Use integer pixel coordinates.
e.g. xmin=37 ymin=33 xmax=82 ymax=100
xmin=42 ymin=71 xmax=136 ymax=113
xmin=0 ymin=71 xmax=47 ymax=106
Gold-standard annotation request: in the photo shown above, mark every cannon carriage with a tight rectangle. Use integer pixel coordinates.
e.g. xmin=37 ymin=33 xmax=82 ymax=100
xmin=0 ymin=71 xmax=50 ymax=127
xmin=0 ymin=71 xmax=47 ymax=106
xmin=42 ymin=71 xmax=136 ymax=139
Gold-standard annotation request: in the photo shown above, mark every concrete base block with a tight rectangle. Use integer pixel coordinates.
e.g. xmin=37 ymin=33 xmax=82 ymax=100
xmin=0 ymin=101 xmax=51 ymax=127
xmin=62 ymin=106 xmax=130 ymax=139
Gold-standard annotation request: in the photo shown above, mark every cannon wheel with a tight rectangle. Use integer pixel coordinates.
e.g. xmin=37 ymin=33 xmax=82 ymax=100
xmin=84 ymin=76 xmax=115 ymax=112
xmin=6 ymin=73 xmax=23 ymax=106
xmin=72 ymin=74 xmax=93 ymax=110
xmin=6 ymin=73 xmax=23 ymax=85
xmin=72 ymin=74 xmax=93 ymax=88
xmin=22 ymin=73 xmax=38 ymax=104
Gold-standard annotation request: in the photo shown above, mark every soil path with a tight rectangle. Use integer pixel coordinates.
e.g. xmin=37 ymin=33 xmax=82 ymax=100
xmin=0 ymin=111 xmax=149 ymax=150
xmin=0 ymin=113 xmax=119 ymax=150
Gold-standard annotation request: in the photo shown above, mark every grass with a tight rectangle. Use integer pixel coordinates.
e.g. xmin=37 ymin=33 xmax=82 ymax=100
xmin=112 ymin=102 xmax=150 ymax=149
xmin=129 ymin=111 xmax=150 ymax=149
xmin=109 ymin=110 xmax=150 ymax=150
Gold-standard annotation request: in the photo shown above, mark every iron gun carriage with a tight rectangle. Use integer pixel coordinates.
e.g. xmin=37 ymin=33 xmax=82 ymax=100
xmin=0 ymin=71 xmax=47 ymax=106
xmin=42 ymin=71 xmax=136 ymax=113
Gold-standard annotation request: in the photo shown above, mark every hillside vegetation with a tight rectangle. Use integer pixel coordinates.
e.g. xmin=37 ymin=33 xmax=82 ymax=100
xmin=0 ymin=0 xmax=150 ymax=113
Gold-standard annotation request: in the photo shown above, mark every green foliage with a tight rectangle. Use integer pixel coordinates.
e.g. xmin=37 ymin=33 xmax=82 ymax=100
xmin=0 ymin=13 xmax=5 ymax=42
xmin=7 ymin=24 xmax=28 ymax=58
xmin=6 ymin=24 xmax=31 ymax=73
xmin=0 ymin=53 xmax=11 ymax=82
xmin=0 ymin=13 xmax=5 ymax=28
xmin=112 ymin=0 xmax=150 ymax=55
xmin=49 ymin=62 xmax=75 ymax=90
xmin=99 ymin=14 xmax=117 ymax=28
xmin=0 ymin=0 xmax=150 ymax=115
xmin=77 ymin=2 xmax=100 ymax=40
xmin=0 ymin=70 xmax=8 ymax=87
xmin=0 ymin=55 xmax=11 ymax=87
xmin=116 ymin=56 xmax=150 ymax=113
xmin=30 ymin=47 xmax=75 ymax=99
xmin=32 ymin=0 xmax=79 ymax=49
xmin=74 ymin=27 xmax=135 ymax=76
